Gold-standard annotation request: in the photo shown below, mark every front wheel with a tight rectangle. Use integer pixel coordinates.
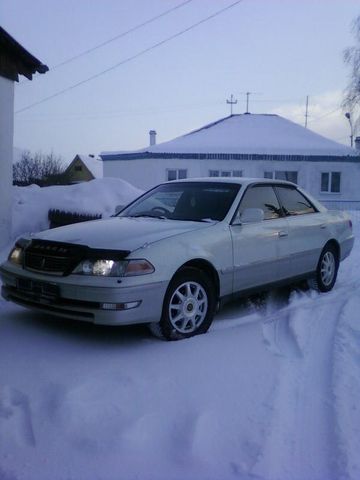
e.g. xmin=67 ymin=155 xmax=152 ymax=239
xmin=309 ymin=244 xmax=339 ymax=292
xmin=149 ymin=267 xmax=216 ymax=340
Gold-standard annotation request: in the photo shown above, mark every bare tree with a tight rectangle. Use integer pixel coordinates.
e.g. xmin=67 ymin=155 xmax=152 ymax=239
xmin=13 ymin=151 xmax=65 ymax=186
xmin=343 ymin=15 xmax=360 ymax=133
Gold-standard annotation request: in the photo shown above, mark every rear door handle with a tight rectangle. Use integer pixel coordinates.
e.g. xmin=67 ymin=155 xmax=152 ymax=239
xmin=278 ymin=231 xmax=288 ymax=238
xmin=320 ymin=224 xmax=327 ymax=229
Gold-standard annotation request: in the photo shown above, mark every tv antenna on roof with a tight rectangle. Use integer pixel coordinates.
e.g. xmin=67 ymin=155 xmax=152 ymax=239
xmin=239 ymin=91 xmax=262 ymax=114
xmin=226 ymin=94 xmax=238 ymax=115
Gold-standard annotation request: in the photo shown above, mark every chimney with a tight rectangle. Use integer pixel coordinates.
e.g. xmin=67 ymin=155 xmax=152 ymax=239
xmin=355 ymin=136 xmax=360 ymax=151
xmin=149 ymin=130 xmax=157 ymax=146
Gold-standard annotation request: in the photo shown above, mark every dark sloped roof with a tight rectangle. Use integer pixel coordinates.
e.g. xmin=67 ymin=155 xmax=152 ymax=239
xmin=0 ymin=26 xmax=48 ymax=81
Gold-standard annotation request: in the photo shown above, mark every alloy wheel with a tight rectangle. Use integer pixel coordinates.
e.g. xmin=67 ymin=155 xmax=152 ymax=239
xmin=168 ymin=281 xmax=208 ymax=334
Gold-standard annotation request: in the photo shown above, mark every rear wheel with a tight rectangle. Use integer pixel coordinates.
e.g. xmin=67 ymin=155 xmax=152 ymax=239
xmin=309 ymin=244 xmax=339 ymax=292
xmin=149 ymin=267 xmax=216 ymax=340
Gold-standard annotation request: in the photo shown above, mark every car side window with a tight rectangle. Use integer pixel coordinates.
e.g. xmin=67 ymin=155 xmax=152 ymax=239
xmin=276 ymin=186 xmax=316 ymax=215
xmin=237 ymin=185 xmax=282 ymax=220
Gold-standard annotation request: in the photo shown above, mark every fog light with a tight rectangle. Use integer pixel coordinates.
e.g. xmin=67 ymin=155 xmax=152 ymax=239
xmin=100 ymin=301 xmax=141 ymax=311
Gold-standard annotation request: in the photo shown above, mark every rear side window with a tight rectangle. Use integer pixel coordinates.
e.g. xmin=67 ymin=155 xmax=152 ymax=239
xmin=276 ymin=186 xmax=316 ymax=215
xmin=238 ymin=185 xmax=282 ymax=220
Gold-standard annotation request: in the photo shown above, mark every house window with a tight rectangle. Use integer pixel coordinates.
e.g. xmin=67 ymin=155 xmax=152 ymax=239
xmin=75 ymin=165 xmax=82 ymax=172
xmin=321 ymin=172 xmax=341 ymax=193
xmin=264 ymin=171 xmax=298 ymax=183
xmin=167 ymin=169 xmax=187 ymax=181
xmin=209 ymin=170 xmax=242 ymax=177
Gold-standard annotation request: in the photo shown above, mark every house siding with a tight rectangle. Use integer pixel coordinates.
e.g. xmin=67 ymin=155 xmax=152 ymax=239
xmin=103 ymin=156 xmax=360 ymax=209
xmin=0 ymin=76 xmax=14 ymax=248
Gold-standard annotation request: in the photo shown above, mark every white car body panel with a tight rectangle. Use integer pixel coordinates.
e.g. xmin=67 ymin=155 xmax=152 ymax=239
xmin=35 ymin=216 xmax=212 ymax=251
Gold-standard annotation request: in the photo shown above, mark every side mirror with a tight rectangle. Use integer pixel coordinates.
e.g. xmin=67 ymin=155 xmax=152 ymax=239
xmin=238 ymin=208 xmax=264 ymax=224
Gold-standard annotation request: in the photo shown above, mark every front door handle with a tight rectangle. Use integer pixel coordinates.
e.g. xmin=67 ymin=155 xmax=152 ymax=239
xmin=278 ymin=231 xmax=288 ymax=238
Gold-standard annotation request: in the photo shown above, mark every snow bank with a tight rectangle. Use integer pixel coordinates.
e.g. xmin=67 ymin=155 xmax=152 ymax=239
xmin=11 ymin=178 xmax=143 ymax=239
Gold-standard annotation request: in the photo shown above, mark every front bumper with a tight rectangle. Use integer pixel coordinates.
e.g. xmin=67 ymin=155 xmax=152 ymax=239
xmin=0 ymin=264 xmax=167 ymax=326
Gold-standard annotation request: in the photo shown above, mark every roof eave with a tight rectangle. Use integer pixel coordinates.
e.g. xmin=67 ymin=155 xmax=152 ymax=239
xmin=0 ymin=26 xmax=49 ymax=81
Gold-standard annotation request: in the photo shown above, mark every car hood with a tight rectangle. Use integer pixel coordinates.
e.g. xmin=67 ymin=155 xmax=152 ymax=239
xmin=32 ymin=217 xmax=213 ymax=252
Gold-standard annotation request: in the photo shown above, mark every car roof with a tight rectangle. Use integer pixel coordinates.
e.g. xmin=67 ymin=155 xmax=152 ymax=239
xmin=167 ymin=177 xmax=297 ymax=187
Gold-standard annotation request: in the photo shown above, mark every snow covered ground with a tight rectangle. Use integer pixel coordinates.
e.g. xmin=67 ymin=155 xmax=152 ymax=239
xmin=0 ymin=181 xmax=360 ymax=480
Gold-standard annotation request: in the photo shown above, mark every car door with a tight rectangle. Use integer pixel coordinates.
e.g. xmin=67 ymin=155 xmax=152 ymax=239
xmin=275 ymin=185 xmax=330 ymax=276
xmin=230 ymin=184 xmax=290 ymax=293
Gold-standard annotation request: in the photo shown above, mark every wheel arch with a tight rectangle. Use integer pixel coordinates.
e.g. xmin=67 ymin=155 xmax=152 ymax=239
xmin=323 ymin=239 xmax=340 ymax=263
xmin=174 ymin=259 xmax=220 ymax=300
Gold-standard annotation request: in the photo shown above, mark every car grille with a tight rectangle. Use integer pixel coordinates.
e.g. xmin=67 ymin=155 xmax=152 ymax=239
xmin=24 ymin=240 xmax=84 ymax=276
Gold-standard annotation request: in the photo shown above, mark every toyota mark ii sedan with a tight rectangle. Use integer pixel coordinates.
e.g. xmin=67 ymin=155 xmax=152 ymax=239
xmin=0 ymin=178 xmax=354 ymax=340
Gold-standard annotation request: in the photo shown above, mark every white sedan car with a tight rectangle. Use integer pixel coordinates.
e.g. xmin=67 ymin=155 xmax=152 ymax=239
xmin=0 ymin=178 xmax=354 ymax=340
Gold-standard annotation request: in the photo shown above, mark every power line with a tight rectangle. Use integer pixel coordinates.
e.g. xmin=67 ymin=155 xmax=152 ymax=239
xmin=308 ymin=107 xmax=342 ymax=123
xmin=17 ymin=100 xmax=225 ymax=120
xmin=16 ymin=0 xmax=244 ymax=114
xmin=50 ymin=0 xmax=195 ymax=71
xmin=18 ymin=0 xmax=194 ymax=85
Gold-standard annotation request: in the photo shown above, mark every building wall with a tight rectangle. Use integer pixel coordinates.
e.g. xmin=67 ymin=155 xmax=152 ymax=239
xmin=0 ymin=76 xmax=14 ymax=248
xmin=103 ymin=157 xmax=360 ymax=209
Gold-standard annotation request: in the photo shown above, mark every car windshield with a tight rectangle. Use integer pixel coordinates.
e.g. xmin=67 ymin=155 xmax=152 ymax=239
xmin=119 ymin=182 xmax=241 ymax=222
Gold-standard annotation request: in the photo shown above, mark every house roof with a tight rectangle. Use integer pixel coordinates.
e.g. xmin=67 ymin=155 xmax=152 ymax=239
xmin=0 ymin=26 xmax=48 ymax=81
xmin=74 ymin=155 xmax=103 ymax=178
xmin=101 ymin=114 xmax=359 ymax=161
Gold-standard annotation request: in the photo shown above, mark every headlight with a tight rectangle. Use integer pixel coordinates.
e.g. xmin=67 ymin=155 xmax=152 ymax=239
xmin=8 ymin=238 xmax=30 ymax=266
xmin=9 ymin=246 xmax=24 ymax=265
xmin=72 ymin=259 xmax=154 ymax=277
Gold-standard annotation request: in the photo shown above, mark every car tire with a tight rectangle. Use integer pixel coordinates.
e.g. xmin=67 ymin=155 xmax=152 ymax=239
xmin=309 ymin=243 xmax=339 ymax=293
xmin=149 ymin=267 xmax=216 ymax=341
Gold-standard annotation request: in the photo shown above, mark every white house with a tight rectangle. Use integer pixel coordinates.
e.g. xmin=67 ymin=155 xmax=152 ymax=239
xmin=0 ymin=27 xmax=48 ymax=248
xmin=101 ymin=114 xmax=360 ymax=209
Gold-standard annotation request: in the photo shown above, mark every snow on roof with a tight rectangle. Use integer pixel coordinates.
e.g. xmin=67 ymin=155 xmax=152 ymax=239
xmin=101 ymin=114 xmax=358 ymax=158
xmin=77 ymin=155 xmax=103 ymax=178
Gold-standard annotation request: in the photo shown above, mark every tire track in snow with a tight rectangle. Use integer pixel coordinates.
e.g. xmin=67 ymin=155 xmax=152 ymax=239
xmin=0 ymin=385 xmax=36 ymax=447
xmin=331 ymin=295 xmax=360 ymax=480
xmin=252 ymin=290 xmax=351 ymax=480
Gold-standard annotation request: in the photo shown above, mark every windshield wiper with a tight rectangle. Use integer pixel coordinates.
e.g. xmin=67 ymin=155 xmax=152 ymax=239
xmin=175 ymin=218 xmax=216 ymax=223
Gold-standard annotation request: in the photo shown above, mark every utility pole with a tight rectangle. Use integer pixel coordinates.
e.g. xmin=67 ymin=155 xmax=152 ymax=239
xmin=345 ymin=112 xmax=354 ymax=148
xmin=226 ymin=94 xmax=237 ymax=115
xmin=305 ymin=95 xmax=309 ymax=128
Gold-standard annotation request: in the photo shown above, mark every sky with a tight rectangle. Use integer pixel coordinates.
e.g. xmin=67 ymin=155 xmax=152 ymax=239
xmin=1 ymin=0 xmax=359 ymax=163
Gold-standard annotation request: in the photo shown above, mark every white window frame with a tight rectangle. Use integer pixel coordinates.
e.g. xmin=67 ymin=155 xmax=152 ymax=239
xmin=166 ymin=169 xmax=187 ymax=181
xmin=320 ymin=171 xmax=341 ymax=194
xmin=264 ymin=170 xmax=298 ymax=183
xmin=208 ymin=170 xmax=242 ymax=177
